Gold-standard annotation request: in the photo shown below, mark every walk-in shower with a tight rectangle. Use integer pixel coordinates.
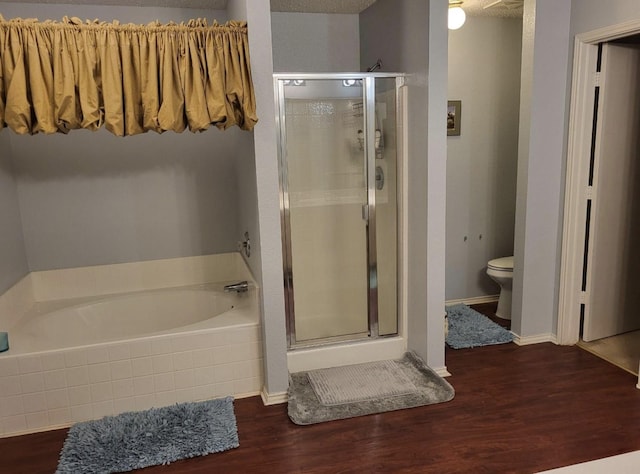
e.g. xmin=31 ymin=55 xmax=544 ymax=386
xmin=275 ymin=73 xmax=404 ymax=350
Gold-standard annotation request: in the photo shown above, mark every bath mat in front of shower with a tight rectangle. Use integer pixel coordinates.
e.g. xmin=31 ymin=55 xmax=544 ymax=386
xmin=288 ymin=351 xmax=455 ymax=425
xmin=56 ymin=397 xmax=238 ymax=474
xmin=307 ymin=359 xmax=417 ymax=405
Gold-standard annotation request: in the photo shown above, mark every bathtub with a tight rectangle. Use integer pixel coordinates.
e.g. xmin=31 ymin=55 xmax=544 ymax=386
xmin=10 ymin=284 xmax=256 ymax=354
xmin=0 ymin=253 xmax=263 ymax=438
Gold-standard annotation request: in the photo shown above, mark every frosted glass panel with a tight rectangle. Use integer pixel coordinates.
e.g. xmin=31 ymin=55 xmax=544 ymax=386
xmin=375 ymin=78 xmax=398 ymax=336
xmin=284 ymin=80 xmax=369 ymax=342
xmin=278 ymin=76 xmax=400 ymax=346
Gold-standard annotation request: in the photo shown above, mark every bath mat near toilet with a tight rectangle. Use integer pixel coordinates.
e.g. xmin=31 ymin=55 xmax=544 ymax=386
xmin=56 ymin=397 xmax=238 ymax=474
xmin=287 ymin=351 xmax=455 ymax=425
xmin=445 ymin=303 xmax=514 ymax=349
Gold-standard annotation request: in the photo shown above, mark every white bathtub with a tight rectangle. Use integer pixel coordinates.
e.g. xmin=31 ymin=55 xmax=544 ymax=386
xmin=0 ymin=253 xmax=263 ymax=438
xmin=10 ymin=284 xmax=256 ymax=354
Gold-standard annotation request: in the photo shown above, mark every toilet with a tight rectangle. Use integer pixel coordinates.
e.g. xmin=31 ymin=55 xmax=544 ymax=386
xmin=486 ymin=256 xmax=514 ymax=320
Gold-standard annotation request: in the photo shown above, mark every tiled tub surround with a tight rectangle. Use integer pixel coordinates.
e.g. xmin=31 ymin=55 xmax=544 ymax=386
xmin=0 ymin=253 xmax=263 ymax=437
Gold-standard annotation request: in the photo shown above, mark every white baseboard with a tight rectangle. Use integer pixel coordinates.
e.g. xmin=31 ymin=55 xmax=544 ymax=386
xmin=512 ymin=333 xmax=557 ymax=346
xmin=0 ymin=421 xmax=73 ymax=439
xmin=434 ymin=366 xmax=451 ymax=377
xmin=261 ymin=388 xmax=288 ymax=406
xmin=445 ymin=295 xmax=499 ymax=306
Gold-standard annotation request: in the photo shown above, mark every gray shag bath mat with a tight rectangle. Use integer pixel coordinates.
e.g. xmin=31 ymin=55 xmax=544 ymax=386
xmin=56 ymin=397 xmax=239 ymax=474
xmin=288 ymin=351 xmax=455 ymax=425
xmin=446 ymin=303 xmax=514 ymax=349
xmin=308 ymin=359 xmax=418 ymax=405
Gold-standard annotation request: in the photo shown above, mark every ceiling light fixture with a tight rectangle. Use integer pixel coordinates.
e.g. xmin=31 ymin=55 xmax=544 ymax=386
xmin=448 ymin=1 xmax=466 ymax=30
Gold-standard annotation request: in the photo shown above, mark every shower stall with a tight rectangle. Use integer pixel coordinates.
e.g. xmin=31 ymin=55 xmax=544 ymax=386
xmin=274 ymin=74 xmax=404 ymax=350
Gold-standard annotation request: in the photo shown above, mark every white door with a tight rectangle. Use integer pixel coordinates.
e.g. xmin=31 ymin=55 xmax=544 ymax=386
xmin=584 ymin=43 xmax=640 ymax=342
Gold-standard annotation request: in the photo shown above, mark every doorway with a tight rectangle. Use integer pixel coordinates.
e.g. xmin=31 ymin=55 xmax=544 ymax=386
xmin=559 ymin=23 xmax=640 ymax=385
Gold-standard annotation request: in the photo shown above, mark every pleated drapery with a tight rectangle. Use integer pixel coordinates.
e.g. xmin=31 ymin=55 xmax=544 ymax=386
xmin=0 ymin=15 xmax=258 ymax=136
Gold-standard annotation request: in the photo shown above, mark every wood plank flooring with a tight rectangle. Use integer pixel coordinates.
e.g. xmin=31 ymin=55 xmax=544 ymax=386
xmin=3 ymin=316 xmax=640 ymax=473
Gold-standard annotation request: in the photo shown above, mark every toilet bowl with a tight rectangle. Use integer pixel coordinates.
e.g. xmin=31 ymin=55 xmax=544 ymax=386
xmin=486 ymin=256 xmax=514 ymax=320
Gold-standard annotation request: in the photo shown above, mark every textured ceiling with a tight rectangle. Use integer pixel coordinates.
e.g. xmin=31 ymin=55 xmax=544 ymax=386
xmin=0 ymin=0 xmax=377 ymax=14
xmin=270 ymin=0 xmax=376 ymax=14
xmin=0 ymin=0 xmax=523 ymax=17
xmin=0 ymin=0 xmax=228 ymax=9
xmin=462 ymin=0 xmax=523 ymax=19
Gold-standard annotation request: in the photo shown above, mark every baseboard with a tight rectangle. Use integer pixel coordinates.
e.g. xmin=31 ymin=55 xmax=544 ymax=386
xmin=445 ymin=295 xmax=500 ymax=306
xmin=433 ymin=366 xmax=451 ymax=377
xmin=0 ymin=421 xmax=73 ymax=439
xmin=260 ymin=388 xmax=288 ymax=406
xmin=512 ymin=332 xmax=557 ymax=346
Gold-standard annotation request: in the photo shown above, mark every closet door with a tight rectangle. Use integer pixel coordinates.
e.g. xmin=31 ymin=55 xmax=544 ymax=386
xmin=584 ymin=43 xmax=640 ymax=342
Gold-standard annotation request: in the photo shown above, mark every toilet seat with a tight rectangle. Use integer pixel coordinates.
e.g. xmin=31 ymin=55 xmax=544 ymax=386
xmin=487 ymin=256 xmax=514 ymax=272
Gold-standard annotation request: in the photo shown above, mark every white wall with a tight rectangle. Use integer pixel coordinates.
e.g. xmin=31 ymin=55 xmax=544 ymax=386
xmin=271 ymin=12 xmax=360 ymax=72
xmin=360 ymin=0 xmax=449 ymax=371
xmin=0 ymin=132 xmax=28 ymax=293
xmin=446 ymin=17 xmax=522 ymax=301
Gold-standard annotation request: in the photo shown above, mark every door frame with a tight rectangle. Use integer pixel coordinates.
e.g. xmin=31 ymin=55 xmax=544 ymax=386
xmin=558 ymin=19 xmax=640 ymax=345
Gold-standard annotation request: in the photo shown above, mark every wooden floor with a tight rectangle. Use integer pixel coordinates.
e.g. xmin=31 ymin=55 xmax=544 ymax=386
xmin=3 ymin=309 xmax=640 ymax=473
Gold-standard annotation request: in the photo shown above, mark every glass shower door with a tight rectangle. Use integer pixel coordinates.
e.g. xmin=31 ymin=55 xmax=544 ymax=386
xmin=279 ymin=79 xmax=369 ymax=344
xmin=374 ymin=77 xmax=399 ymax=336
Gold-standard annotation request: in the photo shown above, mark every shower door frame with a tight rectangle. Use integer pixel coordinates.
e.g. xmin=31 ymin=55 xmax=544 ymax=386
xmin=274 ymin=73 xmax=404 ymax=349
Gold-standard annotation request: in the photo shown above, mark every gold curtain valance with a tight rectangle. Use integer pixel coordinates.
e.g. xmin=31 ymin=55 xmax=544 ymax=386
xmin=0 ymin=15 xmax=258 ymax=136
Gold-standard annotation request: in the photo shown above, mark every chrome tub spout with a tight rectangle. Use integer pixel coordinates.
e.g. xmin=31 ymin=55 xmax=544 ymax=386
xmin=223 ymin=281 xmax=249 ymax=293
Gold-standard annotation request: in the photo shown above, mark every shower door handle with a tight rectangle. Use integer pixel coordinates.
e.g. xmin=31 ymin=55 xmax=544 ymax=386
xmin=362 ymin=204 xmax=369 ymax=221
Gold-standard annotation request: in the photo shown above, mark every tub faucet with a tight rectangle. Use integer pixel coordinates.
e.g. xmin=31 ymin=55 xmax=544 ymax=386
xmin=224 ymin=281 xmax=249 ymax=293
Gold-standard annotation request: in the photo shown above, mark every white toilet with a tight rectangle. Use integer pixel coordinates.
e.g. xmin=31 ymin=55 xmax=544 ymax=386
xmin=486 ymin=256 xmax=514 ymax=320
